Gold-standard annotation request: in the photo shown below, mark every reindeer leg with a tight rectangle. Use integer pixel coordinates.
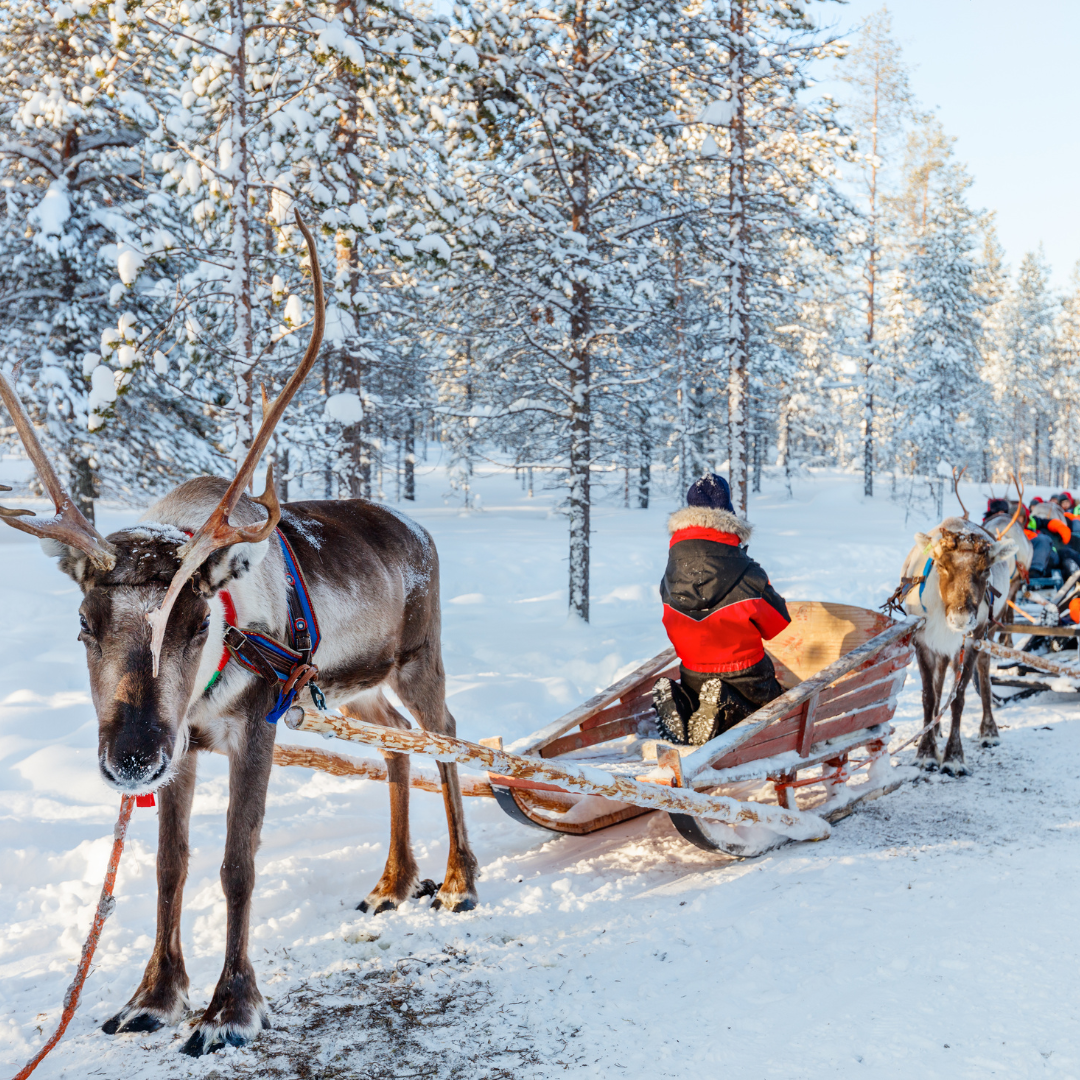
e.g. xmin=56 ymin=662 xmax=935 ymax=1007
xmin=103 ymin=748 xmax=197 ymax=1035
xmin=180 ymin=718 xmax=274 ymax=1057
xmin=358 ymin=749 xmax=430 ymax=913
xmin=433 ymin=747 xmax=479 ymax=912
xmin=342 ymin=693 xmax=430 ymax=913
xmin=394 ymin=660 xmax=478 ymax=913
xmin=942 ymin=648 xmax=977 ymax=776
xmin=976 ymin=647 xmax=1000 ymax=747
xmin=915 ymin=646 xmax=945 ymax=770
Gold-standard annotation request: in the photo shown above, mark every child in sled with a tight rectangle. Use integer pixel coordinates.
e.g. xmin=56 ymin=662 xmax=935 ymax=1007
xmin=652 ymin=474 xmax=791 ymax=746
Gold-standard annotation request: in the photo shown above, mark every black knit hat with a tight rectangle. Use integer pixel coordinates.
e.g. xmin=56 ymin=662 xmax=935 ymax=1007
xmin=686 ymin=473 xmax=733 ymax=512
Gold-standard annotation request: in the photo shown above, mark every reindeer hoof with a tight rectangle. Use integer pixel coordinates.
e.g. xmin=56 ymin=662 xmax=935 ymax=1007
xmin=941 ymin=759 xmax=969 ymax=777
xmin=179 ymin=1013 xmax=269 ymax=1057
xmin=103 ymin=1012 xmax=163 ymax=1035
xmin=431 ymin=895 xmax=477 ymax=913
xmin=916 ymin=755 xmax=939 ymax=772
xmin=413 ymin=879 xmax=438 ymax=899
xmin=357 ymin=897 xmax=398 ymax=915
xmin=179 ymin=1029 xmax=217 ymax=1057
xmin=980 ymin=735 xmax=1000 ymax=748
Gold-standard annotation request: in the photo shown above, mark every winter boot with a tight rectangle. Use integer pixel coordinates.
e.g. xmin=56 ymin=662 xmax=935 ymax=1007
xmin=652 ymin=677 xmax=688 ymax=744
xmin=687 ymin=678 xmax=725 ymax=745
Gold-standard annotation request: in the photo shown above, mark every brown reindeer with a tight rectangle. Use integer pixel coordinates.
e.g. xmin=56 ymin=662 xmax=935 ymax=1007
xmin=0 ymin=215 xmax=477 ymax=1057
xmin=900 ymin=517 xmax=1017 ymax=773
xmin=982 ymin=475 xmax=1032 ymax=628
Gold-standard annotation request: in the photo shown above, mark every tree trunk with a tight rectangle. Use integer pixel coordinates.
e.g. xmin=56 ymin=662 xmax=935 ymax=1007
xmin=638 ymin=429 xmax=650 ymax=509
xmin=726 ymin=0 xmax=750 ymax=516
xmin=403 ymin=424 xmax=415 ymax=501
xmin=72 ymin=456 xmax=96 ymax=524
xmin=227 ymin=0 xmax=254 ymax=461
xmin=567 ymin=2 xmax=591 ymax=622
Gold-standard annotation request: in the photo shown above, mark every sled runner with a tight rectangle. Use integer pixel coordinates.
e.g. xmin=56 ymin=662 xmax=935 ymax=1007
xmin=283 ymin=602 xmax=921 ymax=859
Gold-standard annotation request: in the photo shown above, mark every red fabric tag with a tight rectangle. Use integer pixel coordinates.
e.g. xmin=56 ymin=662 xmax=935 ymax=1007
xmin=136 ymin=793 xmax=156 ymax=808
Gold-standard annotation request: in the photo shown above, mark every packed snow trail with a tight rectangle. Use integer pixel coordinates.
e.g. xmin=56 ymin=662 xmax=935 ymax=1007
xmin=1 ymin=468 xmax=1078 ymax=1079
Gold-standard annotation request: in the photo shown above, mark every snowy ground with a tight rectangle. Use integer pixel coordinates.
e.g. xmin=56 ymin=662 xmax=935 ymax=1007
xmin=2 ymin=461 xmax=1079 ymax=1079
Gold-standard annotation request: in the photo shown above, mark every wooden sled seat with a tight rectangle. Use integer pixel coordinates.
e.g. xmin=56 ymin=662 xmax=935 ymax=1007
xmin=488 ymin=602 xmax=917 ymax=853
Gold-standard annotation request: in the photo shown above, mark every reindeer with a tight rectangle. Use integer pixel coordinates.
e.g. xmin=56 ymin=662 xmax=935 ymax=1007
xmin=0 ymin=215 xmax=477 ymax=1057
xmin=982 ymin=474 xmax=1033 ymax=621
xmin=899 ymin=499 xmax=1018 ymax=772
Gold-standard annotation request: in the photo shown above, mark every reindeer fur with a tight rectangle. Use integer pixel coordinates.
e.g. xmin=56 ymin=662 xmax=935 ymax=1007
xmin=54 ymin=477 xmax=477 ymax=1056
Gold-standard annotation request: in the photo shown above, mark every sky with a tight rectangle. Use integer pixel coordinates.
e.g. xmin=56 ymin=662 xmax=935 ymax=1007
xmin=819 ymin=0 xmax=1080 ymax=289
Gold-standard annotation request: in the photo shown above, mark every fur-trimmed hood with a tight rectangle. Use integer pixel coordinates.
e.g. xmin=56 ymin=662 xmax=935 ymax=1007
xmin=667 ymin=506 xmax=752 ymax=544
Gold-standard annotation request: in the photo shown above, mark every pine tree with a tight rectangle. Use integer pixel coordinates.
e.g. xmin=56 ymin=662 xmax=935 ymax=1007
xmin=438 ymin=0 xmax=730 ymax=620
xmin=837 ymin=5 xmax=913 ymax=497
xmin=0 ymin=0 xmax=213 ymax=513
xmin=713 ymin=0 xmax=852 ymax=513
xmin=894 ymin=162 xmax=983 ymax=494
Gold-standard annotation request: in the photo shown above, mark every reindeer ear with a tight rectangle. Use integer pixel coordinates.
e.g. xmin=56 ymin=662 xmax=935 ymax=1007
xmin=914 ymin=532 xmax=931 ymax=550
xmin=989 ymin=539 xmax=1018 ymax=563
xmin=193 ymin=538 xmax=271 ymax=596
xmin=39 ymin=538 xmax=94 ymax=584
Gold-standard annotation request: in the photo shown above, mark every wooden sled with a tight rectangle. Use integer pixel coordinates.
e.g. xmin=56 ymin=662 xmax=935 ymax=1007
xmin=283 ymin=602 xmax=922 ymax=860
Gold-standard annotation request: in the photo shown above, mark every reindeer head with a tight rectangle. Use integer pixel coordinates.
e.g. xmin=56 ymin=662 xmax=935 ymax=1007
xmin=46 ymin=512 xmax=271 ymax=790
xmin=0 ymin=211 xmax=323 ymax=796
xmin=914 ymin=522 xmax=1017 ymax=634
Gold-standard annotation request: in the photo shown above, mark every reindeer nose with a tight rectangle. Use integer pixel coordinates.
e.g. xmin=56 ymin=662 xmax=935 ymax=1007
xmin=100 ymin=748 xmax=169 ymax=791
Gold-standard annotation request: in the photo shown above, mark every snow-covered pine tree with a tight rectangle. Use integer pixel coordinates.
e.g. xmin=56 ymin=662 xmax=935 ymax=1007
xmin=986 ymin=250 xmax=1057 ymax=484
xmin=712 ymin=0 xmax=853 ymax=514
xmin=837 ymin=6 xmax=913 ymax=497
xmin=893 ymin=162 xmax=983 ymax=492
xmin=970 ymin=220 xmax=1008 ymax=482
xmin=1053 ymin=262 xmax=1080 ymax=487
xmin=437 ymin=0 xmax=729 ymax=620
xmin=0 ymin=0 xmax=212 ymax=513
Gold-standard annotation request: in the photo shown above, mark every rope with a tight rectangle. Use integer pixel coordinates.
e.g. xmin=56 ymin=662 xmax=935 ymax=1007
xmin=12 ymin=795 xmax=135 ymax=1080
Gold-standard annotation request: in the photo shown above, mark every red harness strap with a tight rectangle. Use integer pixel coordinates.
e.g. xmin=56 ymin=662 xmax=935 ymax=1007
xmin=202 ymin=589 xmax=236 ymax=693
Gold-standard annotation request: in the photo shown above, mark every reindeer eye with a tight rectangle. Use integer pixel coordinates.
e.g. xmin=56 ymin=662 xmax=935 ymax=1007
xmin=197 ymin=615 xmax=211 ymax=635
xmin=78 ymin=614 xmax=91 ymax=634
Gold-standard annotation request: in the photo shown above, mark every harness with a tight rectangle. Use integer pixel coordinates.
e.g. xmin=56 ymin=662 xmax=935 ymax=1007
xmin=880 ymin=556 xmax=933 ymax=616
xmin=204 ymin=529 xmax=327 ymax=723
xmin=881 ymin=550 xmax=1003 ymax=618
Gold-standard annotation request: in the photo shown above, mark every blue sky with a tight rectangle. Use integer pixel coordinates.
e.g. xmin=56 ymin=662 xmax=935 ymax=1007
xmin=820 ymin=0 xmax=1079 ymax=288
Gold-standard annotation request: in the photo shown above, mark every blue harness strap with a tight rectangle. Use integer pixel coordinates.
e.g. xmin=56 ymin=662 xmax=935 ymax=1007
xmin=222 ymin=529 xmax=326 ymax=723
xmin=917 ymin=556 xmax=933 ymax=610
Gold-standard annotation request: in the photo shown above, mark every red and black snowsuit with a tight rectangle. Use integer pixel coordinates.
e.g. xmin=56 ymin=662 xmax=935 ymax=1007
xmin=660 ymin=506 xmax=790 ymax=724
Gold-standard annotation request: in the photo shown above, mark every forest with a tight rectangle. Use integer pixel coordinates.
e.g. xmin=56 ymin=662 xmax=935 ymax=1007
xmin=2 ymin=0 xmax=1076 ymax=620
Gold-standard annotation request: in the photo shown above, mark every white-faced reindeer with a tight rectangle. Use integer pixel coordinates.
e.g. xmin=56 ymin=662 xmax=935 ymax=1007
xmin=0 ymin=216 xmax=477 ymax=1057
xmin=898 ymin=490 xmax=1019 ymax=773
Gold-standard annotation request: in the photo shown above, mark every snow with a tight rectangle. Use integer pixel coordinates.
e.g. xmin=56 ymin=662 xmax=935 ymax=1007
xmin=3 ymin=468 xmax=1080 ymax=1078
xmin=283 ymin=294 xmax=303 ymax=327
xmin=323 ymin=391 xmax=363 ymax=425
xmin=87 ymin=365 xmax=117 ymax=412
xmin=116 ymin=248 xmax=145 ymax=286
xmin=27 ymin=183 xmax=70 ymax=257
xmin=698 ymin=99 xmax=735 ymax=126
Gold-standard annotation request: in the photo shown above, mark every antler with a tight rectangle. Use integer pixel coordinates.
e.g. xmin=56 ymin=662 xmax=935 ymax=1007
xmin=146 ymin=209 xmax=325 ymax=674
xmin=952 ymin=465 xmax=969 ymax=519
xmin=0 ymin=372 xmax=117 ymax=570
xmin=995 ymin=471 xmax=1025 ymax=540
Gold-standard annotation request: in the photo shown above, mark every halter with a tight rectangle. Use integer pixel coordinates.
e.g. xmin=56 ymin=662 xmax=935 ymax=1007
xmin=203 ymin=529 xmax=326 ymax=723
